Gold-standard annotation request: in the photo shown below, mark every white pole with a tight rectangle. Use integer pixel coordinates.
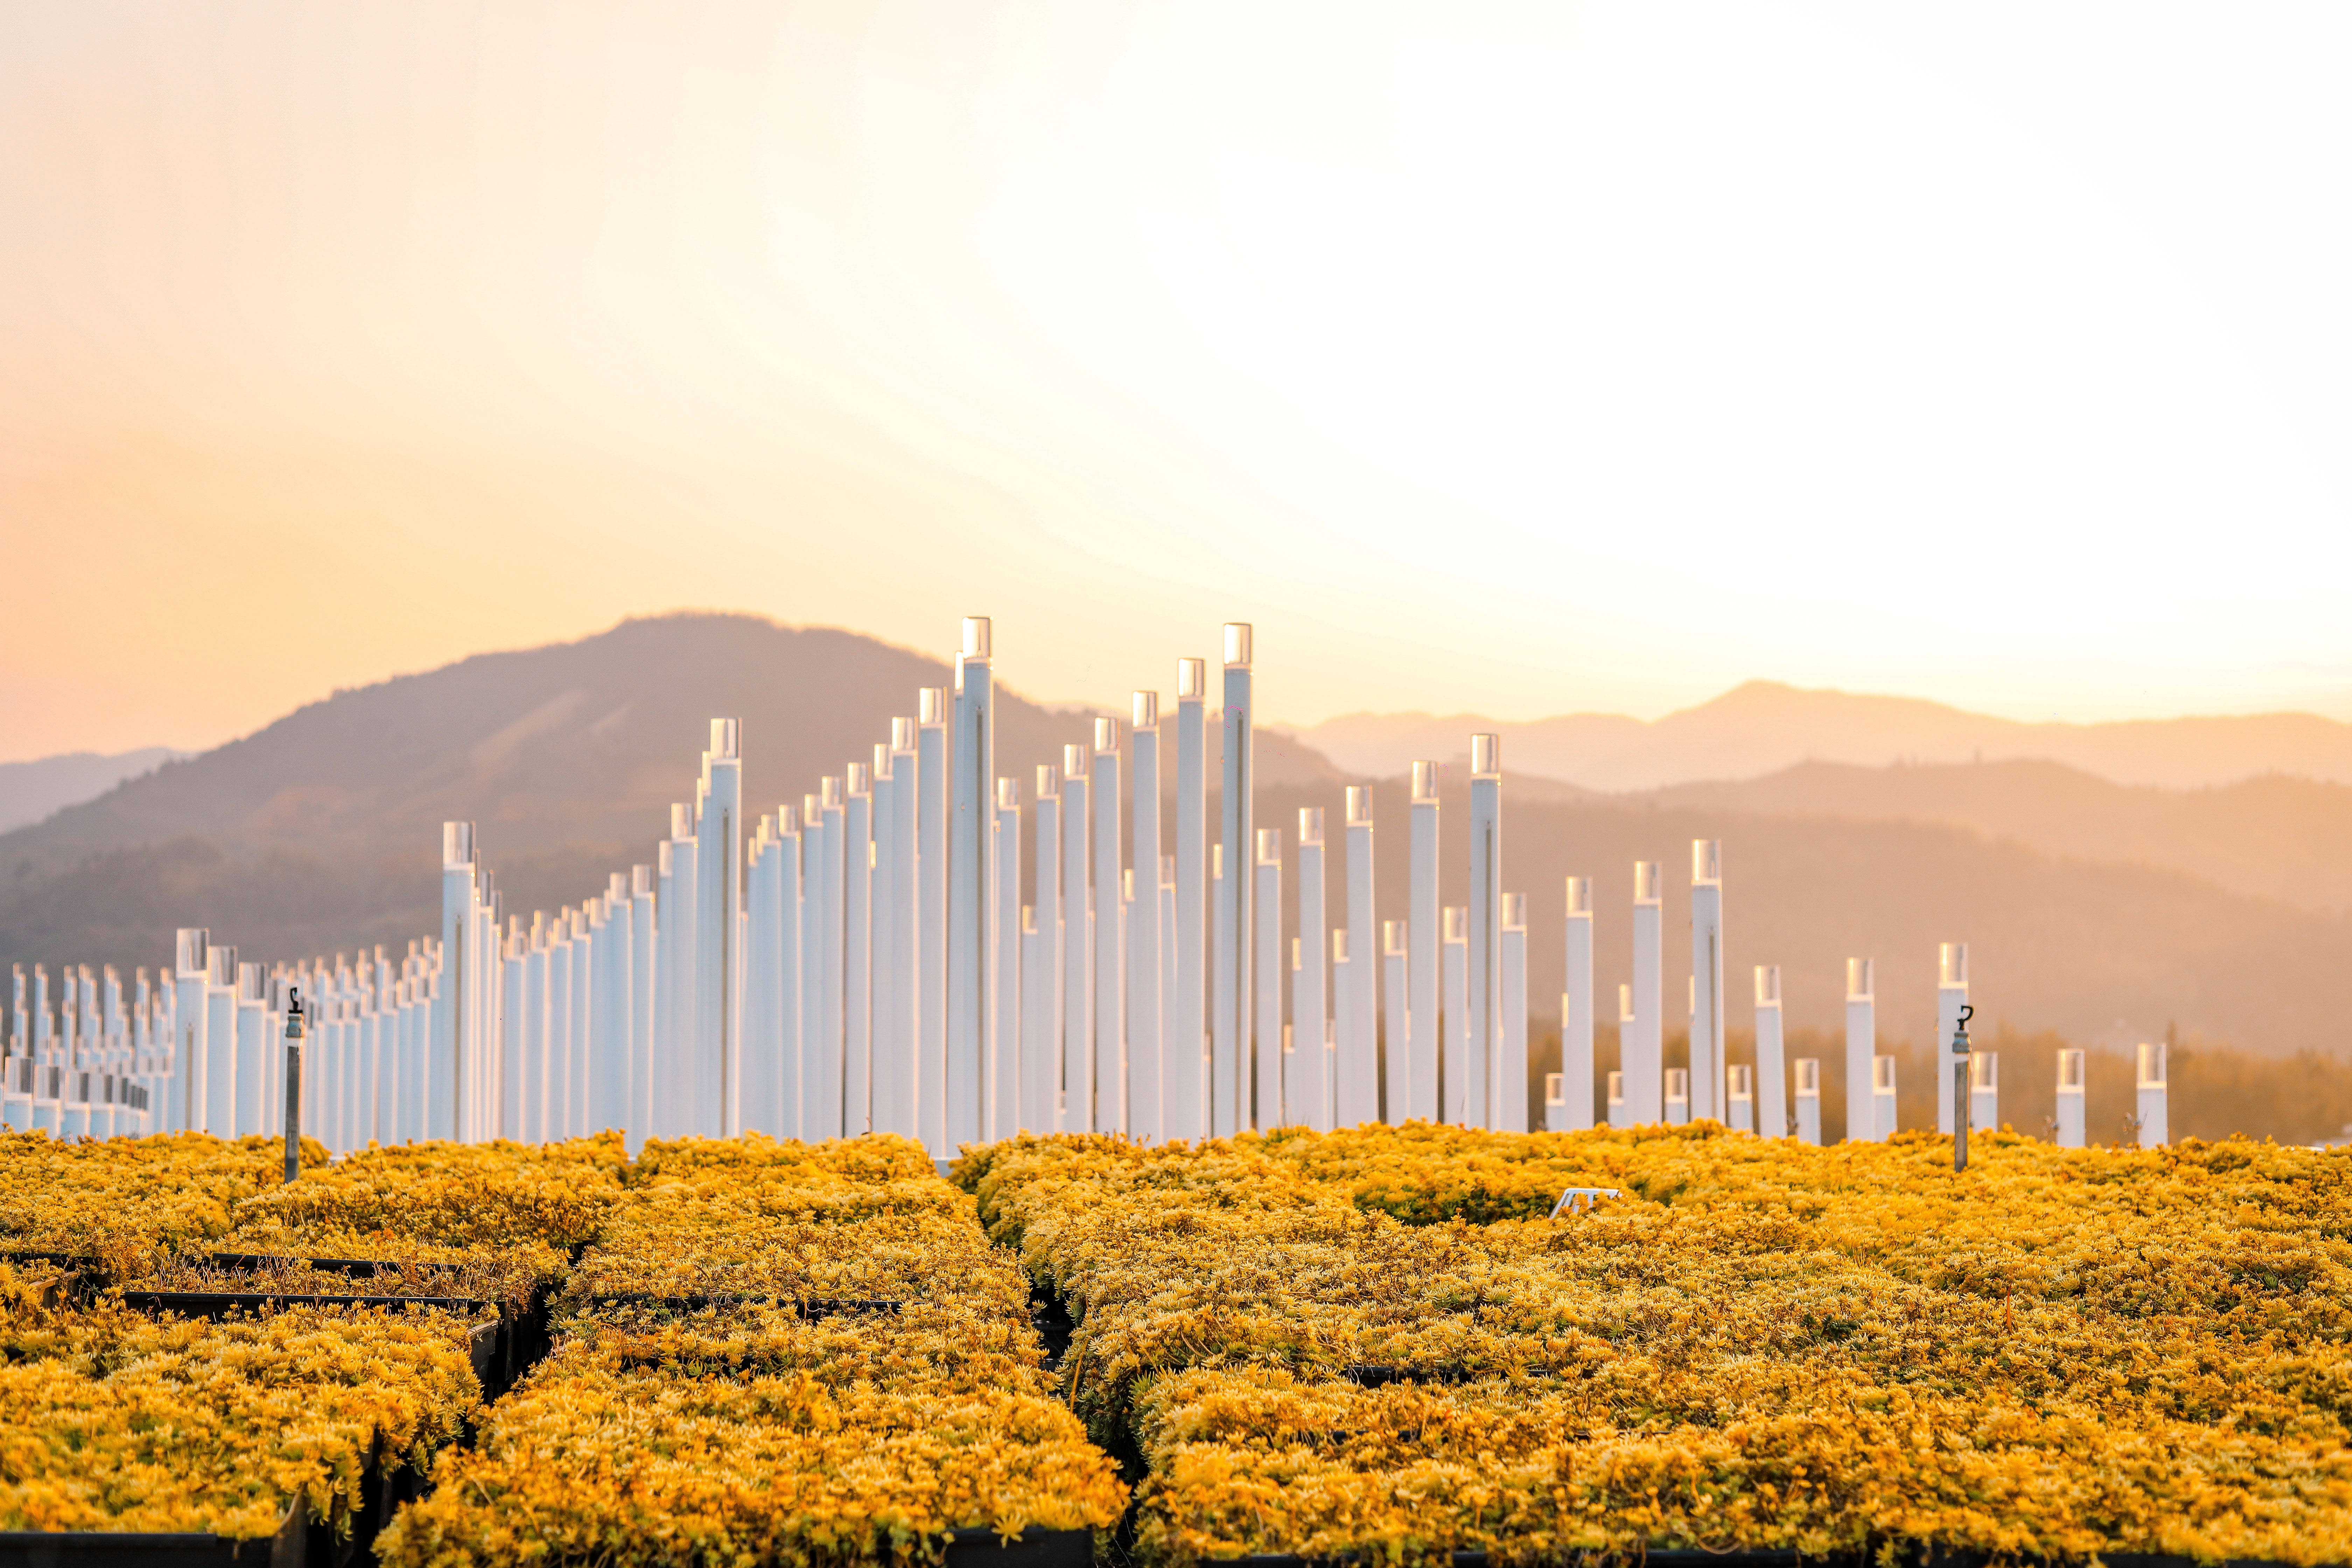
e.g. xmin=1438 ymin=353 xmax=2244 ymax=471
xmin=1665 ymin=1066 xmax=1689 ymax=1126
xmin=1872 ymin=1052 xmax=1897 ymax=1141
xmin=1845 ymin=958 xmax=1876 ymax=1143
xmin=1969 ymin=1048 xmax=1998 ymax=1135
xmin=1128 ymin=693 xmax=1162 ymax=1142
xmin=1936 ymin=943 xmax=1969 ymax=1136
xmin=1794 ymin=1057 xmax=1821 ymax=1144
xmin=1331 ymin=929 xmax=1351 ymax=1127
xmin=670 ymin=802 xmax=704 ymax=1141
xmin=1092 ymin=717 xmax=1124 ymax=1133
xmin=1727 ymin=1063 xmax=1754 ymax=1133
xmin=772 ymin=820 xmax=800 ymax=1141
xmin=1061 ymin=742 xmax=1092 ymax=1133
xmin=547 ymin=921 xmax=573 ymax=1141
xmin=1441 ymin=905 xmax=1468 ymax=1125
xmin=570 ymin=905 xmax=593 ymax=1138
xmin=1295 ymin=809 xmax=1330 ymax=1131
xmin=844 ymin=761 xmax=873 ymax=1137
xmin=235 ymin=962 xmax=267 ymax=1141
xmin=993 ymin=777 xmax=1022 ymax=1141
xmin=1560 ymin=878 xmax=1594 ymax=1132
xmin=1467 ymin=735 xmax=1501 ymax=1130
xmin=1171 ymin=659 xmax=1208 ymax=1144
xmin=1408 ymin=762 xmax=1440 ymax=1124
xmin=888 ymin=720 xmax=919 ymax=1140
xmin=2136 ymin=1041 xmax=2168 ymax=1146
xmin=1029 ymin=765 xmax=1063 ymax=1132
xmin=1500 ymin=892 xmax=1527 ymax=1133
xmin=1629 ymin=863 xmax=1662 ymax=1125
xmin=1255 ymin=828 xmax=1283 ymax=1127
xmin=1381 ymin=919 xmax=1408 ymax=1125
xmin=948 ymin=617 xmax=994 ymax=1156
xmin=741 ymin=827 xmax=775 ymax=1136
xmin=1342 ymin=788 xmax=1377 ymax=1127
xmin=916 ymin=691 xmax=948 ymax=1154
xmin=1754 ymin=965 xmax=1787 ymax=1138
xmin=1689 ymin=840 xmax=1724 ymax=1124
xmin=1216 ymin=624 xmax=1254 ymax=1138
xmin=817 ymin=777 xmax=847 ymax=1140
xmin=629 ymin=863 xmax=657 ymax=1149
xmin=434 ymin=822 xmax=475 ymax=1142
xmin=1159 ymin=858 xmax=1177 ymax=1130
xmin=869 ymin=750 xmax=897 ymax=1138
xmin=204 ymin=945 xmax=238 ymax=1140
xmin=2055 ymin=1048 xmax=2086 ymax=1147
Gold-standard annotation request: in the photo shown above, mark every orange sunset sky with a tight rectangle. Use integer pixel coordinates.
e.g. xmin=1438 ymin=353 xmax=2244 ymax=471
xmin=5 ymin=2 xmax=2350 ymax=761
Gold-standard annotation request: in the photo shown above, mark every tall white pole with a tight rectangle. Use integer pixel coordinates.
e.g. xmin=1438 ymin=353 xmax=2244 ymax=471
xmin=809 ymin=782 xmax=842 ymax=1140
xmin=1341 ymin=788 xmax=1377 ymax=1127
xmin=595 ymin=875 xmax=632 ymax=1137
xmin=629 ymin=863 xmax=656 ymax=1150
xmin=1794 ymin=1057 xmax=1822 ymax=1144
xmin=869 ymin=749 xmax=897 ymax=1138
xmin=1936 ymin=942 xmax=1969 ymax=1135
xmin=1127 ymin=693 xmax=1162 ymax=1142
xmin=1467 ymin=735 xmax=1501 ymax=1130
xmin=888 ymin=719 xmax=919 ymax=1139
xmin=1845 ymin=958 xmax=1876 ymax=1143
xmin=547 ymin=923 xmax=572 ymax=1141
xmin=434 ymin=822 xmax=475 ymax=1142
xmin=1254 ymin=827 xmax=1283 ymax=1127
xmin=1689 ymin=840 xmax=1723 ymax=1125
xmin=1629 ymin=862 xmax=1663 ymax=1126
xmin=1500 ymin=892 xmax=1527 ymax=1134
xmin=204 ymin=945 xmax=238 ymax=1139
xmin=917 ymin=690 xmax=948 ymax=1155
xmin=2136 ymin=1042 xmax=2169 ymax=1146
xmin=1754 ymin=965 xmax=1786 ymax=1138
xmin=165 ymin=933 xmax=204 ymax=1136
xmin=773 ymin=819 xmax=800 ymax=1141
xmin=1294 ymin=808 xmax=1329 ymax=1132
xmin=1216 ymin=624 xmax=1254 ymax=1139
xmin=1061 ymin=742 xmax=1093 ymax=1133
xmin=1408 ymin=762 xmax=1440 ymax=1123
xmin=1441 ymin=907 xmax=1468 ymax=1124
xmin=234 ymin=963 xmax=266 ymax=1141
xmin=1560 ymin=877 xmax=1594 ymax=1132
xmin=1171 ymin=659 xmax=1208 ymax=1144
xmin=1381 ymin=919 xmax=1408 ymax=1124
xmin=1027 ymin=763 xmax=1062 ymax=1133
xmin=569 ymin=904 xmax=592 ymax=1138
xmin=1092 ymin=717 xmax=1124 ymax=1134
xmin=992 ymin=777 xmax=1022 ymax=1140
xmin=948 ymin=617 xmax=993 ymax=1156
xmin=843 ymin=761 xmax=873 ymax=1137
xmin=668 ymin=803 xmax=702 ymax=1141
xmin=2055 ymin=1048 xmax=2086 ymax=1147
xmin=742 ymin=829 xmax=774 ymax=1137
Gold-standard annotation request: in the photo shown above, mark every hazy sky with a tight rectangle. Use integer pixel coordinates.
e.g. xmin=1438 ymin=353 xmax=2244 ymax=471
xmin=5 ymin=2 xmax=2349 ymax=760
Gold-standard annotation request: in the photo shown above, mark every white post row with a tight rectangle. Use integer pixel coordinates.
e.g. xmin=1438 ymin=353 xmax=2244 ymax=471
xmin=18 ymin=619 xmax=2154 ymax=1159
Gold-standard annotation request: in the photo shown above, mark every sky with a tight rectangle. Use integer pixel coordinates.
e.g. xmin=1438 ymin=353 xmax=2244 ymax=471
xmin=4 ymin=1 xmax=2350 ymax=761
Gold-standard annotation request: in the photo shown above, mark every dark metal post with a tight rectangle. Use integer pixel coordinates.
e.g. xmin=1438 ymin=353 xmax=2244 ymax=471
xmin=283 ymin=988 xmax=306 ymax=1183
xmin=1951 ymin=1003 xmax=1974 ymax=1172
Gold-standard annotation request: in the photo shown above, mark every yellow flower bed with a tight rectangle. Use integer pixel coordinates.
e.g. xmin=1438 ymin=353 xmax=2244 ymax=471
xmin=0 ymin=1280 xmax=484 ymax=1538
xmin=956 ymin=1123 xmax=2352 ymax=1565
xmin=378 ymin=1133 xmax=1126 ymax=1567
xmin=0 ymin=1130 xmax=329 ymax=1280
xmin=379 ymin=1344 xmax=1126 ymax=1568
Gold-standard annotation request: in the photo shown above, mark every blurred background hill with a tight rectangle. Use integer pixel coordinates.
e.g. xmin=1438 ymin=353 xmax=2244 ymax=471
xmin=5 ymin=612 xmax=2347 ymax=1141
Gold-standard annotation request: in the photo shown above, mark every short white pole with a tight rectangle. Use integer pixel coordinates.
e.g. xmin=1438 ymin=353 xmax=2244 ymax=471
xmin=1794 ymin=1057 xmax=1821 ymax=1144
xmin=1754 ymin=965 xmax=1787 ymax=1138
xmin=2055 ymin=1047 xmax=2086 ymax=1147
xmin=1559 ymin=878 xmax=1594 ymax=1132
xmin=1845 ymin=958 xmax=1876 ymax=1143
xmin=2136 ymin=1042 xmax=2169 ymax=1147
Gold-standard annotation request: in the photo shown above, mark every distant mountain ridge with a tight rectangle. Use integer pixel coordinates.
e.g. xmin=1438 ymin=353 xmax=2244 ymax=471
xmin=1293 ymin=681 xmax=2352 ymax=791
xmin=0 ymin=748 xmax=186 ymax=835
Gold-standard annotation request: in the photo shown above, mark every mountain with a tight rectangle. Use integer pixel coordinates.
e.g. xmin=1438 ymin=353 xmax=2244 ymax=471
xmin=0 ymin=748 xmax=186 ymax=835
xmin=0 ymin=613 xmax=1339 ymax=973
xmin=1642 ymin=760 xmax=2352 ymax=916
xmin=1294 ymin=682 xmax=2352 ymax=791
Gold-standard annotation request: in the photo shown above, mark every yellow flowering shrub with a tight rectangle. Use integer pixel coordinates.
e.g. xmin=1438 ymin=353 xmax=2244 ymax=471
xmin=229 ymin=1134 xmax=625 ymax=1255
xmin=958 ymin=1123 xmax=2352 ymax=1565
xmin=0 ymin=1292 xmax=484 ymax=1538
xmin=0 ymin=1130 xmax=329 ymax=1280
xmin=377 ymin=1132 xmax=1126 ymax=1567
xmin=378 ymin=1344 xmax=1126 ymax=1568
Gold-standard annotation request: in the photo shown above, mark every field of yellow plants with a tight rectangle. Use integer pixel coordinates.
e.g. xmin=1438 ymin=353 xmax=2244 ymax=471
xmin=957 ymin=1122 xmax=2352 ymax=1566
xmin=9 ymin=1119 xmax=2348 ymax=1566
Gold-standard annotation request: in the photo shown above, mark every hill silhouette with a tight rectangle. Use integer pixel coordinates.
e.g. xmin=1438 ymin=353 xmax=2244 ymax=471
xmin=1296 ymin=682 xmax=2352 ymax=790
